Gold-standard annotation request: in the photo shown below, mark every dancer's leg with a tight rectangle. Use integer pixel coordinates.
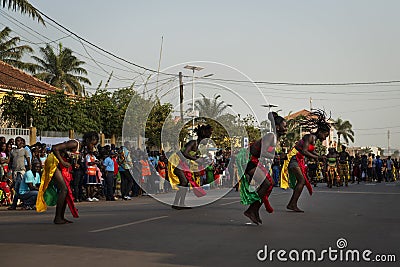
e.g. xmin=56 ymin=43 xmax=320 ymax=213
xmin=53 ymin=169 xmax=68 ymax=224
xmin=287 ymin=167 xmax=305 ymax=212
xmin=244 ymin=167 xmax=272 ymax=224
xmin=172 ymin=168 xmax=189 ymax=208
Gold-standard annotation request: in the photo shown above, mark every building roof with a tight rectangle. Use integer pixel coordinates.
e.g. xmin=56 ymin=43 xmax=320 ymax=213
xmin=0 ymin=60 xmax=61 ymax=96
xmin=285 ymin=109 xmax=311 ymax=120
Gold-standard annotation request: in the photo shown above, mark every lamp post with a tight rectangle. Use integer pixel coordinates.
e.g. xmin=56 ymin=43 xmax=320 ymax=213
xmin=261 ymin=104 xmax=278 ymax=132
xmin=184 ymin=65 xmax=204 ymax=137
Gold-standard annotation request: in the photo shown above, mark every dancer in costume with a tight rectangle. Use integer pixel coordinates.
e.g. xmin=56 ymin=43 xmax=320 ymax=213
xmin=237 ymin=112 xmax=287 ymax=225
xmin=168 ymin=125 xmax=212 ymax=209
xmin=36 ymin=132 xmax=99 ymax=224
xmin=281 ymin=109 xmax=331 ymax=212
xmin=326 ymin=147 xmax=339 ymax=188
xmin=338 ymin=145 xmax=350 ymax=186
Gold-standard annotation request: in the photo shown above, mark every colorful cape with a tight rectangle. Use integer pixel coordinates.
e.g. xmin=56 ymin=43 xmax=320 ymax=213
xmin=36 ymin=153 xmax=59 ymax=212
xmin=36 ymin=153 xmax=79 ymax=217
xmin=168 ymin=152 xmax=206 ymax=197
xmin=280 ymin=147 xmax=312 ymax=195
xmin=236 ymin=148 xmax=261 ymax=205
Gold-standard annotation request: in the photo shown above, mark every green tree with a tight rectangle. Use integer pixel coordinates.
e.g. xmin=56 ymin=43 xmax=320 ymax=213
xmin=242 ymin=114 xmax=261 ymax=143
xmin=281 ymin=113 xmax=306 ymax=149
xmin=0 ymin=91 xmax=38 ymax=127
xmin=1 ymin=0 xmax=44 ymax=24
xmin=110 ymin=85 xmax=136 ymax=136
xmin=37 ymin=91 xmax=73 ymax=131
xmin=333 ymin=118 xmax=354 ymax=146
xmin=145 ymin=100 xmax=174 ymax=149
xmin=315 ymin=139 xmax=327 ymax=156
xmin=0 ymin=27 xmax=37 ymax=72
xmin=189 ymin=93 xmax=230 ymax=119
xmin=32 ymin=43 xmax=91 ymax=96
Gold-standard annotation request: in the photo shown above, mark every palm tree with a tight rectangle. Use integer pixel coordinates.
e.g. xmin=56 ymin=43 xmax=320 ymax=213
xmin=1 ymin=0 xmax=44 ymax=24
xmin=189 ymin=93 xmax=230 ymax=119
xmin=333 ymin=117 xmax=354 ymax=146
xmin=0 ymin=26 xmax=37 ymax=72
xmin=281 ymin=113 xmax=306 ymax=149
xmin=32 ymin=43 xmax=91 ymax=96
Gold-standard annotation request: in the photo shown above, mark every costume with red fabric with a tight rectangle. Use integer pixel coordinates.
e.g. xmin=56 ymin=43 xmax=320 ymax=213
xmin=59 ymin=158 xmax=79 ymax=218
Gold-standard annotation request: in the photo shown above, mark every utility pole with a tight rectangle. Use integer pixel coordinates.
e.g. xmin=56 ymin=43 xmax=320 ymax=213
xmin=388 ymin=129 xmax=390 ymax=156
xmin=179 ymin=72 xmax=184 ymax=121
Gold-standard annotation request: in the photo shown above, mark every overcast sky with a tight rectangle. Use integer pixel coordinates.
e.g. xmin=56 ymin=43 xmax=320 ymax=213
xmin=1 ymin=0 xmax=400 ymax=149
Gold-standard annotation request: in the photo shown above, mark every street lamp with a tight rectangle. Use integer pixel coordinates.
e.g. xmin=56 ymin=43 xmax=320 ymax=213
xmin=261 ymin=104 xmax=278 ymax=132
xmin=184 ymin=65 xmax=204 ymax=137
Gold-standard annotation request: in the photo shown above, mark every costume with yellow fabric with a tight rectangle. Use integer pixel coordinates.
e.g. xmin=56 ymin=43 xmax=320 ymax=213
xmin=168 ymin=153 xmax=182 ymax=190
xmin=36 ymin=153 xmax=59 ymax=212
xmin=280 ymin=147 xmax=313 ymax=195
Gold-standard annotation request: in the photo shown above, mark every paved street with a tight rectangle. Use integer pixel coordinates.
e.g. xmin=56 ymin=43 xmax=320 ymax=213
xmin=1 ymin=182 xmax=400 ymax=267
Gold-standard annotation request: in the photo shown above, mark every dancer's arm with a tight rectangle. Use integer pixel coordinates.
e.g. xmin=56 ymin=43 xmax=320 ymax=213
xmin=258 ymin=134 xmax=276 ymax=159
xmin=182 ymin=140 xmax=198 ymax=161
xmin=52 ymin=140 xmax=78 ymax=168
xmin=299 ymin=135 xmax=319 ymax=160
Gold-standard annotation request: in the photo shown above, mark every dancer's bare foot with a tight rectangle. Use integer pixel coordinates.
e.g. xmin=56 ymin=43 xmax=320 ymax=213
xmin=54 ymin=219 xmax=67 ymax=224
xmin=54 ymin=218 xmax=74 ymax=224
xmin=286 ymin=205 xmax=304 ymax=212
xmin=255 ymin=212 xmax=262 ymax=224
xmin=244 ymin=210 xmax=259 ymax=225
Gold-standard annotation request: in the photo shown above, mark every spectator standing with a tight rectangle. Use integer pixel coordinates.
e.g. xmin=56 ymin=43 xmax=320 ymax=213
xmin=85 ymin=150 xmax=99 ymax=202
xmin=386 ymin=156 xmax=394 ymax=182
xmin=111 ymin=150 xmax=119 ymax=199
xmin=367 ymin=153 xmax=373 ymax=182
xmin=375 ymin=155 xmax=383 ymax=183
xmin=157 ymin=154 xmax=167 ymax=193
xmin=361 ymin=155 xmax=368 ymax=182
xmin=103 ymin=151 xmax=115 ymax=201
xmin=140 ymin=153 xmax=152 ymax=194
xmin=72 ymin=150 xmax=85 ymax=202
xmin=8 ymin=136 xmax=31 ymax=210
xmin=371 ymin=154 xmax=377 ymax=182
xmin=22 ymin=139 xmax=32 ymax=170
xmin=118 ymin=144 xmax=134 ymax=200
xmin=0 ymin=142 xmax=10 ymax=179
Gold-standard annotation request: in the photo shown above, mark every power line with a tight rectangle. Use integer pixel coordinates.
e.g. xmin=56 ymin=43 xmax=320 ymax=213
xmin=0 ymin=10 xmax=146 ymax=83
xmin=34 ymin=8 xmax=171 ymax=76
xmin=354 ymin=125 xmax=400 ymax=131
xmin=24 ymin=7 xmax=400 ymax=87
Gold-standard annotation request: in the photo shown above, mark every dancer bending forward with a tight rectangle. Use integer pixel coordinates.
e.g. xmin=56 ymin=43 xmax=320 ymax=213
xmin=237 ymin=112 xmax=287 ymax=225
xmin=281 ymin=110 xmax=330 ymax=212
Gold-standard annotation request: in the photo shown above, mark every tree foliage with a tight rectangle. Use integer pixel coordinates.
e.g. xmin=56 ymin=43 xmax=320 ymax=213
xmin=32 ymin=43 xmax=91 ymax=96
xmin=1 ymin=0 xmax=44 ymax=24
xmin=0 ymin=91 xmax=38 ymax=127
xmin=333 ymin=117 xmax=354 ymax=146
xmin=0 ymin=26 xmax=37 ymax=72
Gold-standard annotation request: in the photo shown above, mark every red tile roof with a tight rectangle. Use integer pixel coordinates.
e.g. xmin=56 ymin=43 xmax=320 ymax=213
xmin=285 ymin=109 xmax=335 ymax=123
xmin=0 ymin=60 xmax=61 ymax=96
xmin=285 ymin=109 xmax=311 ymax=120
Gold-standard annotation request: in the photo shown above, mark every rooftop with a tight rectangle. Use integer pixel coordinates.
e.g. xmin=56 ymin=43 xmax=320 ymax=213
xmin=0 ymin=60 xmax=61 ymax=97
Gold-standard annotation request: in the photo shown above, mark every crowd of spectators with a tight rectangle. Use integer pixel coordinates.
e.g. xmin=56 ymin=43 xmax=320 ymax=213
xmin=0 ymin=136 xmax=234 ymax=209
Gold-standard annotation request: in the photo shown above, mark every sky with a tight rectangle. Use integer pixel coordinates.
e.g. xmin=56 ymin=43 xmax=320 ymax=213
xmin=1 ymin=0 xmax=400 ymax=149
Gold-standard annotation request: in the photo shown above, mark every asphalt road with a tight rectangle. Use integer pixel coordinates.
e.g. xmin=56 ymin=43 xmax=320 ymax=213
xmin=1 ymin=181 xmax=400 ymax=267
